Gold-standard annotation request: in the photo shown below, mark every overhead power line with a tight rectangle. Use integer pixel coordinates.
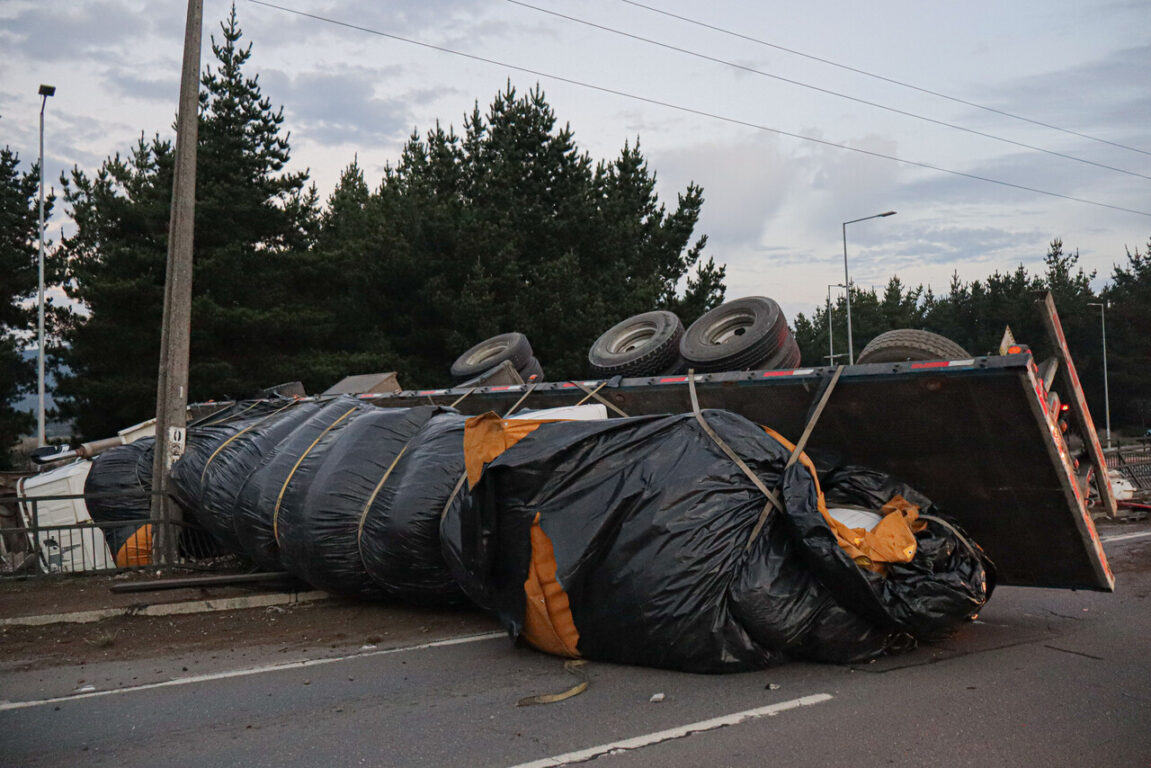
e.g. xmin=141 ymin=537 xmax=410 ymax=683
xmin=618 ymin=0 xmax=1151 ymax=159
xmin=246 ymin=0 xmax=1151 ymax=219
xmin=508 ymin=0 xmax=1151 ymax=182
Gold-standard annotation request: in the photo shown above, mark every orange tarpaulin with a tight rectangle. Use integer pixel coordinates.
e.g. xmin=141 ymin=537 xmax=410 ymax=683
xmin=762 ymin=426 xmax=923 ymax=574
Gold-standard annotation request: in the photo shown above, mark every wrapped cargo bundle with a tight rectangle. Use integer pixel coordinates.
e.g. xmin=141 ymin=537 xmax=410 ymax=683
xmin=278 ymin=405 xmax=446 ymax=599
xmin=169 ymin=400 xmax=294 ymax=529
xmin=444 ymin=409 xmax=995 ymax=673
xmin=179 ymin=400 xmax=324 ymax=554
xmin=232 ymin=397 xmax=371 ymax=570
xmin=84 ymin=439 xmax=156 ymax=567
xmin=357 ymin=411 xmax=472 ymax=606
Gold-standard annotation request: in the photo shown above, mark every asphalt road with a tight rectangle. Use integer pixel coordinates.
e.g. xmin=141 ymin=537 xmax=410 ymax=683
xmin=2 ymin=524 xmax=1149 ymax=768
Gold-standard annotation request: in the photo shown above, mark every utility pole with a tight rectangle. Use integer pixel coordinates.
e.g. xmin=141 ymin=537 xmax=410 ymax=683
xmin=151 ymin=0 xmax=202 ymax=564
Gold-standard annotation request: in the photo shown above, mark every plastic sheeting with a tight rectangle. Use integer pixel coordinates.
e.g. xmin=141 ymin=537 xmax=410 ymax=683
xmin=277 ymin=405 xmax=443 ymax=599
xmin=231 ymin=398 xmax=371 ymax=571
xmin=193 ymin=401 xmax=323 ymax=554
xmin=358 ymin=411 xmax=471 ymax=605
xmin=443 ymin=409 xmax=995 ymax=673
xmin=84 ymin=439 xmax=155 ymax=560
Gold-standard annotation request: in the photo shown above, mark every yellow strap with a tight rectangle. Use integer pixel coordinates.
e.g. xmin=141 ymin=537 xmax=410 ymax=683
xmin=572 ymin=380 xmax=629 ymax=418
xmin=272 ymin=406 xmax=359 ymax=543
xmin=355 ymin=444 xmax=410 ymax=550
xmin=685 ymin=371 xmax=784 ymax=551
xmin=200 ymin=400 xmax=299 ymax=484
xmin=516 ymin=660 xmax=589 ymax=707
xmin=198 ymin=399 xmax=263 ymax=428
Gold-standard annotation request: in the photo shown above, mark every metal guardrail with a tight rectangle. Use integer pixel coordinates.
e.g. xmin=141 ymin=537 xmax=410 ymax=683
xmin=1106 ymin=443 xmax=1151 ymax=490
xmin=0 ymin=491 xmax=223 ymax=577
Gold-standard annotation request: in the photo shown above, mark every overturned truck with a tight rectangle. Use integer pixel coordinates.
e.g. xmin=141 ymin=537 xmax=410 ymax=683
xmin=80 ymin=295 xmax=1112 ymax=672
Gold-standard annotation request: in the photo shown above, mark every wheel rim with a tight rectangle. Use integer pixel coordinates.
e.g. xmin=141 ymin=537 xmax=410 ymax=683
xmin=700 ymin=311 xmax=756 ymax=345
xmin=608 ymin=323 xmax=659 ymax=354
xmin=465 ymin=344 xmax=507 ymax=367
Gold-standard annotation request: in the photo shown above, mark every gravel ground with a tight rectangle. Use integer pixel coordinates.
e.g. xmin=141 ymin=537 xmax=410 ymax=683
xmin=0 ymin=572 xmax=500 ymax=672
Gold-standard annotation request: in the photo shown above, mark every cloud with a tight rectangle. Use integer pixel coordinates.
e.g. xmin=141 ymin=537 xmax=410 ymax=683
xmin=0 ymin=1 xmax=160 ymax=62
xmin=972 ymin=44 xmax=1151 ymax=149
xmin=651 ymin=135 xmax=799 ymax=256
xmin=261 ymin=65 xmax=423 ymax=145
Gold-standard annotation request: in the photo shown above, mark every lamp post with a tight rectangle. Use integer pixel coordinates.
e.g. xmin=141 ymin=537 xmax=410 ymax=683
xmin=827 ymin=283 xmax=845 ymax=364
xmin=37 ymin=83 xmax=55 ymax=448
xmin=842 ymin=210 xmax=896 ymax=364
xmin=1088 ymin=301 xmax=1111 ymax=449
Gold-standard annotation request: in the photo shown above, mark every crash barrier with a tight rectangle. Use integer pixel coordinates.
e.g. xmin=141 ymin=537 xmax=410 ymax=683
xmin=0 ymin=491 xmax=218 ymax=576
xmin=1107 ymin=444 xmax=1151 ymax=490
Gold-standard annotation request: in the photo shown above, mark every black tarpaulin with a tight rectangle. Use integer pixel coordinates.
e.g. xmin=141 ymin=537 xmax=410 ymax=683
xmin=444 ymin=409 xmax=994 ymax=673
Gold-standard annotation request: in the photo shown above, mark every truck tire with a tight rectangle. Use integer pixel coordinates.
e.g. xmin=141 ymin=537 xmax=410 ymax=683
xmin=518 ymin=356 xmax=545 ymax=382
xmin=752 ymin=334 xmax=802 ymax=370
xmin=588 ymin=310 xmax=684 ymax=377
xmin=450 ymin=333 xmax=533 ymax=380
xmin=856 ymin=329 xmax=969 ymax=363
xmin=680 ymin=297 xmax=788 ymax=372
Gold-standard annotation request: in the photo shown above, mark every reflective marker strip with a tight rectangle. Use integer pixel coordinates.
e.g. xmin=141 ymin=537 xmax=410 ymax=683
xmin=911 ymin=359 xmax=975 ymax=370
xmin=506 ymin=693 xmax=834 ymax=768
xmin=762 ymin=368 xmax=815 ymax=378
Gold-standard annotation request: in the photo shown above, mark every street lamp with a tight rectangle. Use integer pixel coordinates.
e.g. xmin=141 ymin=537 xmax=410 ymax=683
xmin=842 ymin=210 xmax=896 ymax=364
xmin=826 ymin=283 xmax=845 ymax=364
xmin=37 ymin=83 xmax=56 ymax=448
xmin=1088 ymin=301 xmax=1111 ymax=449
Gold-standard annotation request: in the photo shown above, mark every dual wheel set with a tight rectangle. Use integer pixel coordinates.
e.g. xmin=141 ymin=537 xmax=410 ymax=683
xmin=448 ymin=296 xmax=970 ymax=384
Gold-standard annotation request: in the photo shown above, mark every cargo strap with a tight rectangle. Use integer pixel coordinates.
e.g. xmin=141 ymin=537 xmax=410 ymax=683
xmin=686 ymin=371 xmax=784 ymax=551
xmin=199 ymin=399 xmax=301 ymax=484
xmin=197 ymin=399 xmax=265 ymax=428
xmin=356 ymin=444 xmax=411 ymax=559
xmin=273 ymin=405 xmax=360 ymax=543
xmin=784 ymin=365 xmax=843 ymax=470
xmin=438 ymin=385 xmax=540 ymax=521
xmin=688 ymin=366 xmax=843 ymax=551
xmin=572 ymin=380 xmax=630 ymax=418
xmin=919 ymin=513 xmax=982 ymax=564
xmin=516 ymin=659 xmax=589 ymax=706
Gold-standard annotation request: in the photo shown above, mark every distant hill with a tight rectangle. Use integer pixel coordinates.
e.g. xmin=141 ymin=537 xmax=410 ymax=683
xmin=14 ymin=349 xmax=71 ymax=439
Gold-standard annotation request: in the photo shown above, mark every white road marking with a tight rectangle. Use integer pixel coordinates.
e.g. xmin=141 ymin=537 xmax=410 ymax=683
xmin=0 ymin=631 xmax=504 ymax=712
xmin=1100 ymin=531 xmax=1151 ymax=544
xmin=505 ymin=693 xmax=834 ymax=768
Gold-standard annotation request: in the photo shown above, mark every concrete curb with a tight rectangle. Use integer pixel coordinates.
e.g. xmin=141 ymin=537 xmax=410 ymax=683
xmin=0 ymin=590 xmax=332 ymax=627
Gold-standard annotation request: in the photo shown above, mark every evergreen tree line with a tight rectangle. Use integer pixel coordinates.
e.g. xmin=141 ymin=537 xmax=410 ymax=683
xmin=28 ymin=10 xmax=725 ymax=443
xmin=793 ymin=238 xmax=1151 ymax=434
xmin=2 ymin=8 xmax=1147 ymax=463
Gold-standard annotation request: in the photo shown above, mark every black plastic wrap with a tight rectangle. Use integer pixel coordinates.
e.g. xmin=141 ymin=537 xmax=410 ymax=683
xmin=814 ymin=465 xmax=997 ymax=639
xmin=274 ymin=405 xmax=442 ymax=597
xmin=169 ymin=402 xmax=286 ymax=525
xmin=193 ymin=401 xmax=323 ymax=554
xmin=84 ymin=439 xmax=155 ymax=557
xmin=444 ymin=410 xmax=994 ymax=673
xmin=233 ymin=397 xmax=365 ymax=570
xmin=359 ymin=411 xmax=471 ymax=606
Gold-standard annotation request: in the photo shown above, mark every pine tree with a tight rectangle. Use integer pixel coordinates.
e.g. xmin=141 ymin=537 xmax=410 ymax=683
xmin=57 ymin=7 xmax=321 ymax=439
xmin=317 ymin=83 xmax=723 ymax=383
xmin=0 ymin=147 xmax=53 ymax=464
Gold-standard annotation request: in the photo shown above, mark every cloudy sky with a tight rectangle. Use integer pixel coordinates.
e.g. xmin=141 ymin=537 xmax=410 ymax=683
xmin=2 ymin=0 xmax=1149 ymax=325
